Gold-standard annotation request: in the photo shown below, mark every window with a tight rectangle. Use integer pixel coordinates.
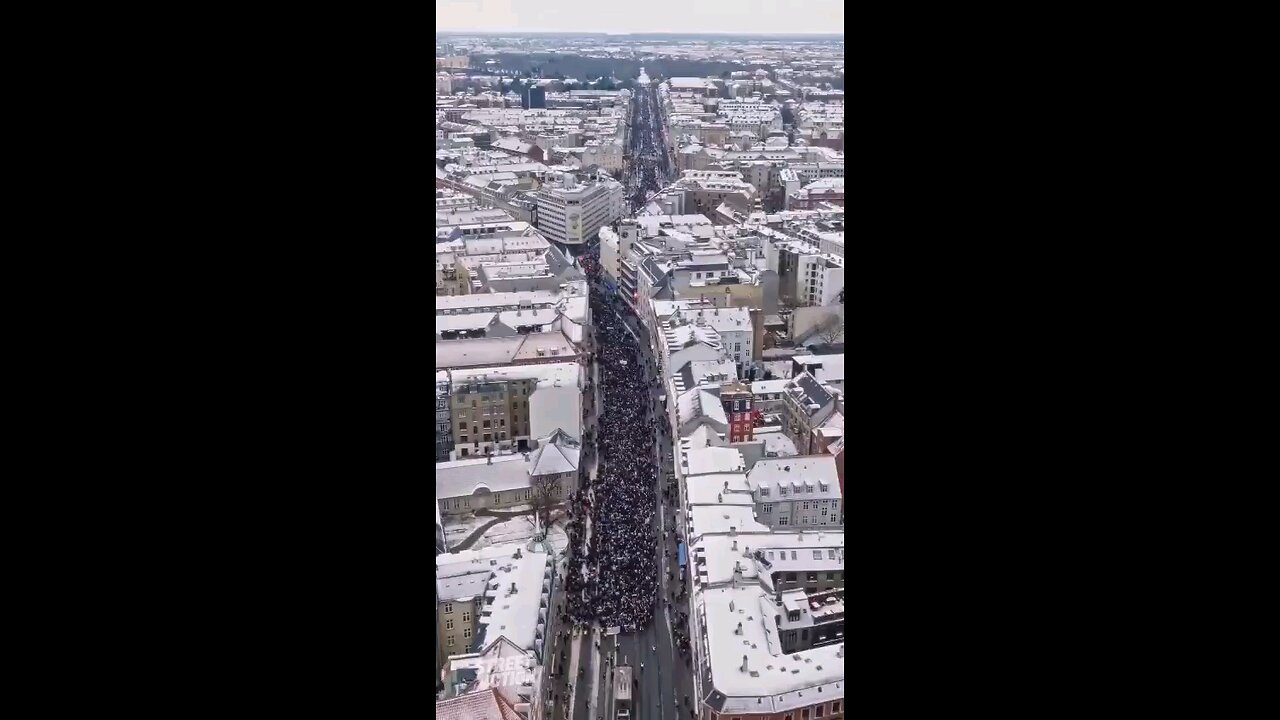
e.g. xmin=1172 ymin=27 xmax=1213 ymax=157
xmin=500 ymin=419 xmax=505 ymax=426
xmin=828 ymin=549 xmax=836 ymax=559
xmin=814 ymin=706 xmax=824 ymax=717
xmin=762 ymin=504 xmax=773 ymax=513
xmin=484 ymin=433 xmax=492 ymax=441
xmin=446 ymin=619 xmax=454 ymax=630
xmin=463 ymin=498 xmax=470 ymax=508
xmin=463 ymin=627 xmax=472 ymax=638
xmin=821 ymin=508 xmax=828 ymax=516
xmin=500 ymin=432 xmax=507 ymax=440
xmin=761 ymin=487 xmax=770 ymax=497
xmin=444 ymin=603 xmax=453 ymax=614
xmin=462 ymin=611 xmax=471 ymax=622
xmin=780 ymin=486 xmax=788 ymax=496
xmin=459 ymin=422 xmax=466 ymax=430
xmin=802 ymin=516 xmax=811 ymax=525
xmin=483 ymin=420 xmax=491 ymax=428
xmin=790 ymin=550 xmax=798 ymax=560
xmin=802 ymin=501 xmax=810 ymax=510
xmin=827 ymin=572 xmax=835 ymax=580
xmin=447 ymin=636 xmax=454 ymax=647
xmin=813 ymin=550 xmax=823 ymax=559
xmin=831 ymin=701 xmax=841 ymax=713
xmin=802 ymin=709 xmax=810 ymax=720
xmin=461 ymin=448 xmax=469 ymax=457
xmin=779 ymin=516 xmax=789 ymax=526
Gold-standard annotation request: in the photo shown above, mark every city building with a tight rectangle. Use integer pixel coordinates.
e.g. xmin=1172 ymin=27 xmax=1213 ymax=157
xmin=437 ymin=370 xmax=453 ymax=461
xmin=437 ymin=541 xmax=557 ymax=720
xmin=522 ymin=86 xmax=546 ymax=109
xmin=748 ymin=455 xmax=844 ymax=528
xmin=436 ymin=428 xmax=580 ymax=518
xmin=447 ymin=363 xmax=583 ymax=457
xmin=780 ymin=372 xmax=838 ymax=457
xmin=534 ymin=173 xmax=625 ymax=246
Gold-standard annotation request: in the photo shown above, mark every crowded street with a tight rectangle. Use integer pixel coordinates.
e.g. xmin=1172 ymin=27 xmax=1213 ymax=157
xmin=540 ymin=231 xmax=698 ymax=720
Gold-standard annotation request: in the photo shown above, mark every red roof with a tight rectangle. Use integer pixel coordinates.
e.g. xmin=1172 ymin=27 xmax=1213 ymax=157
xmin=436 ymin=689 xmax=522 ymax=720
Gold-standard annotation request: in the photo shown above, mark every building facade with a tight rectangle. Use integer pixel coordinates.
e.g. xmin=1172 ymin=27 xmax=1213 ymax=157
xmin=720 ymin=381 xmax=755 ymax=443
xmin=436 ymin=371 xmax=453 ymax=462
xmin=534 ymin=174 xmax=625 ymax=246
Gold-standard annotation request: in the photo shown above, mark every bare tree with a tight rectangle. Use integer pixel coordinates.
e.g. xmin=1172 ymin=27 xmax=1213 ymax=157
xmin=814 ymin=314 xmax=844 ymax=345
xmin=530 ymin=473 xmax=560 ymax=536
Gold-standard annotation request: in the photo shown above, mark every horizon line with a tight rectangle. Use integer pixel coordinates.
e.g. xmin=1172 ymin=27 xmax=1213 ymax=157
xmin=436 ymin=30 xmax=844 ymax=37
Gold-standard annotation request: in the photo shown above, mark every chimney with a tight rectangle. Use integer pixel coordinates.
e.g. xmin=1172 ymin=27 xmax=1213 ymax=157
xmin=729 ymin=600 xmax=735 ymax=612
xmin=732 ymin=539 xmax=738 ymax=550
xmin=510 ymin=582 xmax=517 ymax=593
xmin=735 ymin=622 xmax=743 ymax=635
xmin=717 ymin=493 xmax=723 ymax=503
xmin=741 ymin=654 xmax=749 ymax=672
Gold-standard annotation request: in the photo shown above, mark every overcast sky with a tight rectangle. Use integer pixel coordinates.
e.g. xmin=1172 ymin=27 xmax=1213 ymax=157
xmin=436 ymin=0 xmax=844 ymax=35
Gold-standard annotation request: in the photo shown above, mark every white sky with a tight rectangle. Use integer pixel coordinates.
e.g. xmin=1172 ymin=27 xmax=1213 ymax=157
xmin=436 ymin=0 xmax=844 ymax=35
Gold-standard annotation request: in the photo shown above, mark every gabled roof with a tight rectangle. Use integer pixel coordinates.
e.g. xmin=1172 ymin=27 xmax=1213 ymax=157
xmin=528 ymin=428 xmax=581 ymax=476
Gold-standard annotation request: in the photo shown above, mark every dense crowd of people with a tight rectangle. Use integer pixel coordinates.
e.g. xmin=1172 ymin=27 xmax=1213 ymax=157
xmin=554 ymin=243 xmax=662 ymax=632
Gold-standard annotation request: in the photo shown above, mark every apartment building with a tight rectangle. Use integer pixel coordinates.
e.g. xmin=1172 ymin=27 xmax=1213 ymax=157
xmin=781 ymin=372 xmax=837 ymax=455
xmin=436 ymin=371 xmax=453 ymax=462
xmin=447 ymin=363 xmax=582 ymax=457
xmin=748 ymin=456 xmax=844 ymax=529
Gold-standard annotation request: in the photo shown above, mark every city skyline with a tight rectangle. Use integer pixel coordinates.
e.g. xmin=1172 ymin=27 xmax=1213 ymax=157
xmin=436 ymin=0 xmax=844 ymax=36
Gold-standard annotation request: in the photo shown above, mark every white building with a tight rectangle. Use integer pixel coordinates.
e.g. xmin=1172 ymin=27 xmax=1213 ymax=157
xmin=534 ymin=173 xmax=625 ymax=246
xmin=747 ymin=455 xmax=844 ymax=528
xmin=684 ymin=305 xmax=754 ymax=371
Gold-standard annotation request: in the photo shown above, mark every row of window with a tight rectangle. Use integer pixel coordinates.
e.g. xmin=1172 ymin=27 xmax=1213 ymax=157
xmin=760 ymin=481 xmax=831 ymax=497
xmin=442 ymin=489 xmax=534 ymax=509
xmin=443 ymin=611 xmax=472 ymax=627
xmin=777 ymin=515 xmax=832 ymax=526
xmin=459 ymin=432 xmax=510 ymax=444
xmin=729 ymin=699 xmax=840 ymax=720
xmin=778 ymin=571 xmax=840 ymax=583
xmin=440 ymin=305 xmax=549 ymax=315
xmin=762 ymin=502 xmax=837 ymax=513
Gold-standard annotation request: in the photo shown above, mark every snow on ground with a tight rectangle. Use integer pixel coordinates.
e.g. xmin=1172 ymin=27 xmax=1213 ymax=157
xmin=442 ymin=509 xmax=569 ymax=554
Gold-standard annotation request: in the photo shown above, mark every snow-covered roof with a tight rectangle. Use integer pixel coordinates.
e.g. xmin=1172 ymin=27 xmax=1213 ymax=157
xmin=746 ymin=457 xmax=841 ymax=498
xmin=436 ymin=454 xmax=533 ymax=500
xmin=701 ymin=586 xmax=844 ymax=714
xmin=686 ymin=472 xmax=755 ymax=505
xmin=475 ymin=543 xmax=553 ymax=653
xmin=527 ymin=428 xmax=580 ymax=475
xmin=751 ymin=379 xmax=790 ymax=396
xmin=683 ymin=446 xmax=746 ymax=476
xmin=450 ymin=362 xmax=580 ymax=390
xmin=689 ymin=504 xmax=770 ymax=539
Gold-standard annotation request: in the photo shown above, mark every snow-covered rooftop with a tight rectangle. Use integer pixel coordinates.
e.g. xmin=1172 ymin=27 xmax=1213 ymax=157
xmin=747 ymin=457 xmax=841 ymax=498
xmin=683 ymin=446 xmax=746 ymax=476
xmin=701 ymin=585 xmax=845 ymax=714
xmin=689 ymin=504 xmax=770 ymax=539
xmin=451 ymin=362 xmax=580 ymax=390
xmin=476 ymin=543 xmax=553 ymax=653
xmin=686 ymin=473 xmax=755 ymax=505
xmin=437 ymin=454 xmax=533 ymax=500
